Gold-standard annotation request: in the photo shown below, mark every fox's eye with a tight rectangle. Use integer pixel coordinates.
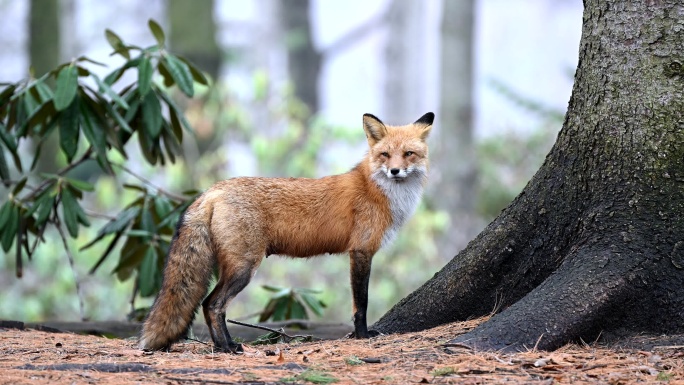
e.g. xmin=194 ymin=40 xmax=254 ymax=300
xmin=380 ymin=152 xmax=390 ymax=158
xmin=404 ymin=151 xmax=414 ymax=157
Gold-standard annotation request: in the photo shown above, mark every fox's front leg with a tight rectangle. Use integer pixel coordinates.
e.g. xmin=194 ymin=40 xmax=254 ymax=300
xmin=349 ymin=250 xmax=379 ymax=338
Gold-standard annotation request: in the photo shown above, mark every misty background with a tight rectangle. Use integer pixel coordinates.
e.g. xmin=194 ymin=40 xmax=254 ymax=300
xmin=0 ymin=0 xmax=581 ymax=325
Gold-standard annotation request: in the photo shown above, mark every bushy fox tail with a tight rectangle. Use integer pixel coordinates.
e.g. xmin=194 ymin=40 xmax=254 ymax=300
xmin=139 ymin=207 xmax=214 ymax=351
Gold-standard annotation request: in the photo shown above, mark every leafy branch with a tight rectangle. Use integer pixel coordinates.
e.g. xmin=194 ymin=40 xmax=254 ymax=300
xmin=0 ymin=20 xmax=204 ymax=302
xmin=258 ymin=285 xmax=327 ymax=322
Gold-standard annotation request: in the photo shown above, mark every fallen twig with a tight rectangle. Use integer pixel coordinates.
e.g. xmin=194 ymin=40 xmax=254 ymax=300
xmin=225 ymin=319 xmax=313 ymax=343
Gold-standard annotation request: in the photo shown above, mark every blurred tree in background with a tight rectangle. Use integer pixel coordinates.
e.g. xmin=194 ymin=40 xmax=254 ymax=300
xmin=167 ymin=0 xmax=221 ymax=80
xmin=280 ymin=0 xmax=320 ymax=115
xmin=431 ymin=0 xmax=479 ymax=257
xmin=29 ymin=0 xmax=61 ymax=81
xmin=29 ymin=0 xmax=61 ymax=175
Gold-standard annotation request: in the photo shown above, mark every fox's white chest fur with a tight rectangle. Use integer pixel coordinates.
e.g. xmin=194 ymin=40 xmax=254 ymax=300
xmin=372 ymin=169 xmax=426 ymax=247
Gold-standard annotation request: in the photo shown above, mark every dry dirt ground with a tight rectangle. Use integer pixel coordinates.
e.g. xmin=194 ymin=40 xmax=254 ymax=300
xmin=1 ymin=318 xmax=683 ymax=385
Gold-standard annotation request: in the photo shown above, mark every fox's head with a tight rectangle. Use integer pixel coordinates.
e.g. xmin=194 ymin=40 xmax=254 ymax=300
xmin=363 ymin=112 xmax=434 ymax=185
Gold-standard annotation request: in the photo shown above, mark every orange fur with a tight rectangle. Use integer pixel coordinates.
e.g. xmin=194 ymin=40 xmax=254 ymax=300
xmin=139 ymin=112 xmax=434 ymax=352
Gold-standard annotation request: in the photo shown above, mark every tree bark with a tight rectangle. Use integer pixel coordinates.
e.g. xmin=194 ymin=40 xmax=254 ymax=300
xmin=373 ymin=0 xmax=684 ymax=352
xmin=280 ymin=0 xmax=321 ymax=115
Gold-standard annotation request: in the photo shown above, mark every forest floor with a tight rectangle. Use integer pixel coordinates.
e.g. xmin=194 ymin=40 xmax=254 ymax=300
xmin=1 ymin=318 xmax=683 ymax=385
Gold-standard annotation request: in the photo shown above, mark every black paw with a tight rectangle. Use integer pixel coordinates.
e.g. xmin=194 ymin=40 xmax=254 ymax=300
xmin=216 ymin=342 xmax=244 ymax=354
xmin=345 ymin=329 xmax=381 ymax=339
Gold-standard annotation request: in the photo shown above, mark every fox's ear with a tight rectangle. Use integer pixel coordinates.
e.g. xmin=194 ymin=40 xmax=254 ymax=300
xmin=363 ymin=113 xmax=388 ymax=146
xmin=413 ymin=112 xmax=434 ymax=140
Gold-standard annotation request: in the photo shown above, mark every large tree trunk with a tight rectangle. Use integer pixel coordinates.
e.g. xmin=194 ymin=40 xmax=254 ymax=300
xmin=373 ymin=0 xmax=684 ymax=351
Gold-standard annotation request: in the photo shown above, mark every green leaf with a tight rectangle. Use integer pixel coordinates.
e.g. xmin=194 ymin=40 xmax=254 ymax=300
xmin=24 ymin=181 xmax=56 ymax=218
xmin=60 ymin=187 xmax=81 ymax=237
xmin=105 ymin=29 xmax=129 ymax=59
xmin=161 ymin=54 xmax=194 ymax=97
xmin=137 ymin=120 xmax=159 ymax=165
xmin=93 ymin=75 xmax=129 ymax=109
xmin=0 ymin=147 xmax=9 ymax=185
xmin=73 ymin=192 xmax=90 ymax=227
xmin=271 ymin=288 xmax=292 ymax=299
xmin=115 ymin=237 xmax=146 ymax=280
xmin=34 ymin=81 xmax=54 ymax=102
xmin=123 ymin=184 xmax=147 ymax=193
xmin=290 ymin=300 xmax=308 ymax=320
xmin=1 ymin=202 xmax=18 ymax=252
xmin=262 ymin=284 xmax=284 ymax=292
xmin=104 ymin=57 xmax=141 ymax=86
xmin=182 ymin=189 xmax=200 ymax=196
xmin=259 ymin=299 xmax=277 ymax=322
xmin=76 ymin=55 xmax=107 ymax=67
xmin=123 ymin=95 xmax=141 ymax=123
xmin=153 ymin=197 xmax=172 ymax=219
xmin=0 ymin=124 xmax=22 ymax=172
xmin=299 ymin=292 xmax=326 ymax=317
xmin=65 ymin=177 xmax=94 ymax=192
xmin=148 ymin=19 xmax=165 ymax=48
xmin=58 ymin=99 xmax=80 ymax=162
xmin=142 ymin=90 xmax=162 ymax=139
xmin=35 ymin=195 xmax=55 ymax=226
xmin=88 ymin=231 xmax=124 ymax=274
xmin=0 ymin=200 xmax=12 ymax=228
xmin=54 ymin=64 xmax=79 ymax=111
xmin=6 ymin=98 xmax=19 ymax=134
xmin=0 ymin=123 xmax=17 ymax=151
xmin=105 ymin=29 xmax=124 ymax=49
xmin=81 ymin=206 xmax=140 ymax=251
xmin=29 ymin=119 xmax=58 ymax=172
xmin=78 ymin=95 xmax=111 ymax=173
xmin=161 ymin=122 xmax=181 ymax=163
xmin=272 ymin=298 xmax=289 ymax=321
xmin=158 ymin=91 xmax=193 ymax=132
xmin=141 ymin=200 xmax=155 ymax=232
xmin=177 ymin=56 xmax=209 ymax=85
xmin=169 ymin=106 xmax=183 ymax=142
xmin=24 ymin=99 xmax=57 ymax=135
xmin=11 ymin=177 xmax=28 ymax=196
xmin=104 ymin=68 xmax=124 ymax=86
xmin=0 ymin=84 xmax=17 ymax=106
xmin=155 ymin=199 xmax=191 ymax=230
xmin=138 ymin=246 xmax=159 ymax=296
xmin=22 ymin=89 xmax=39 ymax=116
xmin=76 ymin=66 xmax=90 ymax=77
xmin=137 ymin=56 xmax=153 ymax=97
xmin=26 ymin=189 xmax=56 ymax=227
xmin=157 ymin=60 xmax=175 ymax=87
xmin=102 ymin=97 xmax=132 ymax=134
xmin=126 ymin=229 xmax=155 ymax=238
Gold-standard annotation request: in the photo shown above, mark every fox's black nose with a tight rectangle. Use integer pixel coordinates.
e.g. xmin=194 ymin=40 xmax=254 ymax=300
xmin=390 ymin=168 xmax=400 ymax=175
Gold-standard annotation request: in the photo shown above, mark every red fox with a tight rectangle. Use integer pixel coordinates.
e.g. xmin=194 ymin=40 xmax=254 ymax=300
xmin=139 ymin=112 xmax=434 ymax=352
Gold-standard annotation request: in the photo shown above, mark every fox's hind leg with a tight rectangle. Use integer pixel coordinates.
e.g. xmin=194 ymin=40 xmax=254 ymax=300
xmin=202 ymin=255 xmax=261 ymax=353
